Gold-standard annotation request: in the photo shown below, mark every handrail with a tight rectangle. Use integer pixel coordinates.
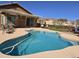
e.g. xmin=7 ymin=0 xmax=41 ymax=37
xmin=5 ymin=46 xmax=14 ymax=54
xmin=2 ymin=33 xmax=32 ymax=54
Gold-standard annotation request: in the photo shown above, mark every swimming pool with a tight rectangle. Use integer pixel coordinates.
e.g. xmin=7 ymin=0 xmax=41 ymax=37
xmin=0 ymin=30 xmax=73 ymax=56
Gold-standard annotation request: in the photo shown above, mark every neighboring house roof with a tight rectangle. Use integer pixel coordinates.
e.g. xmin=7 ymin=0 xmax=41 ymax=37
xmin=0 ymin=2 xmax=32 ymax=14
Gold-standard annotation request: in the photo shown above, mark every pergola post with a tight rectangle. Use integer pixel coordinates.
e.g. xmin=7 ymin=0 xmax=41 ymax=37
xmin=33 ymin=17 xmax=36 ymax=27
xmin=29 ymin=16 xmax=31 ymax=27
xmin=25 ymin=16 xmax=27 ymax=27
xmin=34 ymin=17 xmax=38 ymax=27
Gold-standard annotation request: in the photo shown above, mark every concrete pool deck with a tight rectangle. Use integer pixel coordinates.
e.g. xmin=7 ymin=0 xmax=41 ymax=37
xmin=0 ymin=28 xmax=79 ymax=58
xmin=0 ymin=28 xmax=29 ymax=44
xmin=59 ymin=32 xmax=79 ymax=42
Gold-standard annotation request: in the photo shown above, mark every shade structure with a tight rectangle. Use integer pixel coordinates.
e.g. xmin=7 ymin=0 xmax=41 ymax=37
xmin=0 ymin=9 xmax=38 ymax=18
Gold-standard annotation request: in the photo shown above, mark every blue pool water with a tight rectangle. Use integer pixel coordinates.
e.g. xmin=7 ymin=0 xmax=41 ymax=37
xmin=0 ymin=30 xmax=73 ymax=56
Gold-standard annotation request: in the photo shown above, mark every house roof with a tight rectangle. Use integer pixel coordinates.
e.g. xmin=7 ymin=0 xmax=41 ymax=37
xmin=1 ymin=9 xmax=32 ymax=16
xmin=0 ymin=2 xmax=32 ymax=14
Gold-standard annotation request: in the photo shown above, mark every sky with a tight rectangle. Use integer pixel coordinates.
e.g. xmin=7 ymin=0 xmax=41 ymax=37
xmin=0 ymin=1 xmax=79 ymax=20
